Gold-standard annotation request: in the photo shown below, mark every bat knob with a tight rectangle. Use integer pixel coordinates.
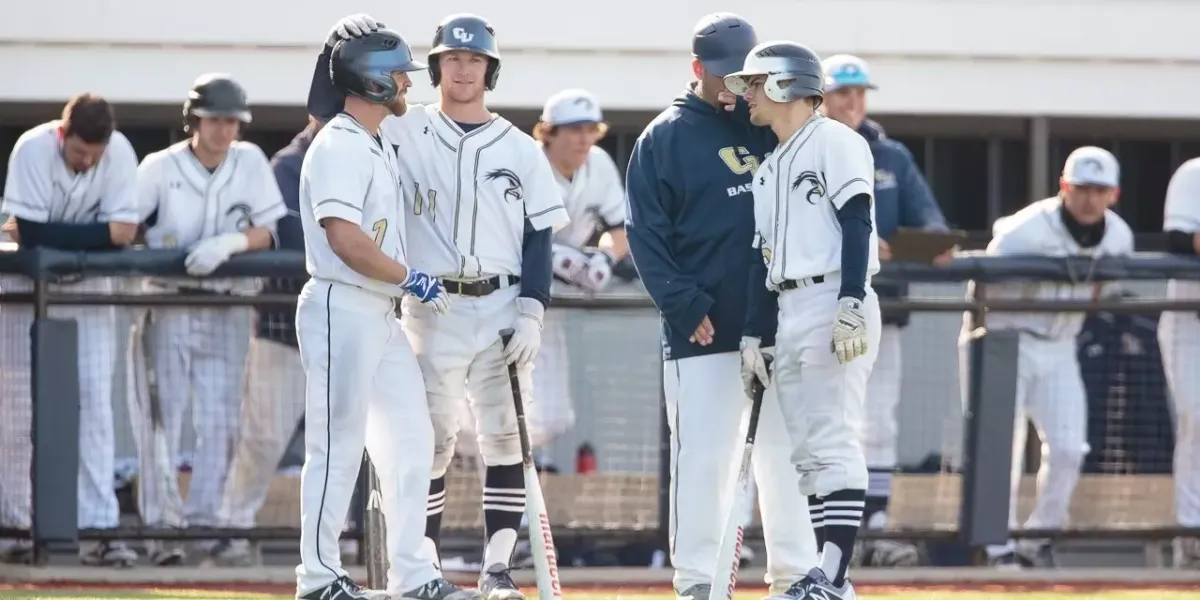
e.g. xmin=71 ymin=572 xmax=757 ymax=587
xmin=499 ymin=328 xmax=515 ymax=347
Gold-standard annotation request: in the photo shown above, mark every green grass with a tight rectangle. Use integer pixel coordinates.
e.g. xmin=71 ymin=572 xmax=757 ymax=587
xmin=2 ymin=591 xmax=1199 ymax=600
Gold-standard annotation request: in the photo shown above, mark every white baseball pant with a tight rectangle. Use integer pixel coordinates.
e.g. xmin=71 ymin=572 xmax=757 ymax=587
xmin=527 ymin=307 xmax=575 ymax=449
xmin=401 ymin=284 xmax=532 ymax=478
xmin=218 ymin=337 xmax=306 ymax=529
xmin=295 ymin=280 xmax=438 ymax=596
xmin=135 ymin=305 xmax=253 ymax=527
xmin=959 ymin=334 xmax=1088 ymax=554
xmin=1159 ymin=309 xmax=1200 ymax=528
xmin=0 ymin=276 xmax=121 ymax=530
xmin=663 ymin=351 xmax=817 ymax=593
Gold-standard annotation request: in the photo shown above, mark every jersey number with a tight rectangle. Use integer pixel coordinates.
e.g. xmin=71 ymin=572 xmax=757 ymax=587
xmin=413 ymin=183 xmax=437 ymax=220
xmin=372 ymin=219 xmax=387 ymax=247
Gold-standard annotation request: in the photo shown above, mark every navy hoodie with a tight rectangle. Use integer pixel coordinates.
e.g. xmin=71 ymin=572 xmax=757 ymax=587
xmin=625 ymin=85 xmax=775 ymax=361
xmin=857 ymin=118 xmax=947 ymax=326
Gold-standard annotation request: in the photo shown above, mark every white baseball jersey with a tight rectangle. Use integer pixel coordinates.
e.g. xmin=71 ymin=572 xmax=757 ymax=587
xmin=752 ymin=114 xmax=879 ymax=290
xmin=1165 ymin=158 xmax=1200 ymax=302
xmin=2 ymin=120 xmax=139 ymax=226
xmin=381 ymin=105 xmax=569 ymax=279
xmin=549 ymin=145 xmax=625 ymax=248
xmin=300 ymin=113 xmax=408 ymax=297
xmin=138 ymin=140 xmax=286 ymax=293
xmin=984 ymin=197 xmax=1134 ymax=339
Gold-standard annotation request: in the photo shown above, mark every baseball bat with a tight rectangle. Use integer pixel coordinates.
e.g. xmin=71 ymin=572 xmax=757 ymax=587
xmin=708 ymin=355 xmax=773 ymax=600
xmin=499 ymin=328 xmax=563 ymax=600
xmin=363 ymin=455 xmax=388 ymax=589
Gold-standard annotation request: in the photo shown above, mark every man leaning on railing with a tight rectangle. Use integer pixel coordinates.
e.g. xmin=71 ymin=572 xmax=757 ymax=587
xmin=0 ymin=93 xmax=142 ymax=566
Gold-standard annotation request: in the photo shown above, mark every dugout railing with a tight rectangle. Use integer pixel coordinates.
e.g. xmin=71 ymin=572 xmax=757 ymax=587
xmin=1 ymin=248 xmax=1200 ymax=564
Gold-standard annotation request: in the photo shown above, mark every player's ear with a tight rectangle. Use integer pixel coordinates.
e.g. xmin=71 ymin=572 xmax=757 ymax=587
xmin=691 ymin=58 xmax=705 ymax=80
xmin=1058 ymin=178 xmax=1069 ymax=195
xmin=1110 ymin=188 xmax=1121 ymax=206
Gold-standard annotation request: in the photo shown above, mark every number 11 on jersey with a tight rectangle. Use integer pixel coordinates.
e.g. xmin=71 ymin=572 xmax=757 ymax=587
xmin=372 ymin=219 xmax=387 ymax=247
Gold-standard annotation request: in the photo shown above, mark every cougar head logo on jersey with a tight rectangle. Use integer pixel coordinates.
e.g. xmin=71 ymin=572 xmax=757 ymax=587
xmin=791 ymin=171 xmax=827 ymax=205
xmin=226 ymin=203 xmax=252 ymax=231
xmin=485 ymin=168 xmax=524 ymax=202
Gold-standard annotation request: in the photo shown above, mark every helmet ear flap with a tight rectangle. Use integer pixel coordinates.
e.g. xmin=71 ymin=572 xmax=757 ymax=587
xmin=485 ymin=58 xmax=501 ymax=91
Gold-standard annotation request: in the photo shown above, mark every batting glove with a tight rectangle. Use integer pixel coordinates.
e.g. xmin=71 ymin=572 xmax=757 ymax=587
xmin=400 ymin=268 xmax=450 ymax=315
xmin=326 ymin=13 xmax=383 ymax=47
xmin=831 ymin=297 xmax=869 ymax=364
xmin=503 ymin=297 xmax=544 ymax=366
xmin=184 ymin=233 xmax=248 ymax=276
xmin=739 ymin=336 xmax=771 ymax=400
xmin=579 ymin=250 xmax=615 ymax=293
xmin=552 ymin=243 xmax=589 ymax=284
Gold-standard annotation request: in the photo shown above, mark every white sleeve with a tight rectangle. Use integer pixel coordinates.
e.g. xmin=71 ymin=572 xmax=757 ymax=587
xmin=523 ymin=145 xmax=570 ymax=232
xmin=592 ymin=148 xmax=627 ymax=227
xmin=305 ymin=135 xmax=370 ymax=226
xmin=136 ymin=155 xmax=162 ymax=223
xmin=1164 ymin=160 xmax=1200 ymax=232
xmin=244 ymin=145 xmax=287 ymax=229
xmin=2 ymin=135 xmax=54 ymax=222
xmin=98 ymin=133 xmax=140 ymax=223
xmin=987 ymin=219 xmax=1027 ymax=255
xmin=816 ymin=125 xmax=875 ymax=210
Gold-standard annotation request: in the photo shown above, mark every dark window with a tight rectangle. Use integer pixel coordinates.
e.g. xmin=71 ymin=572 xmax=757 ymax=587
xmin=929 ymin=138 xmax=988 ymax=230
xmin=1115 ymin=141 xmax=1171 ymax=232
xmin=121 ymin=127 xmax=172 ymax=161
xmin=891 ymin=135 xmax=927 ymax=173
xmin=243 ymin=128 xmax=304 ymax=160
xmin=999 ymin=139 xmax=1030 ymax=216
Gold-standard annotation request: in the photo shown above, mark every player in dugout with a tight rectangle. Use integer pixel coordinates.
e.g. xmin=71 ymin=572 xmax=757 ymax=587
xmin=819 ymin=54 xmax=952 ymax=567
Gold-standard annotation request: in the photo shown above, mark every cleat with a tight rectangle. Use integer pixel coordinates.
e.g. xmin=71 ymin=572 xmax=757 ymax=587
xmin=479 ymin=564 xmax=525 ymax=600
xmin=778 ymin=568 xmax=854 ymax=600
xmin=1174 ymin=537 xmax=1200 ymax=569
xmin=80 ymin=541 xmax=137 ymax=568
xmin=859 ymin=539 xmax=920 ymax=567
xmin=677 ymin=584 xmax=710 ymax=600
xmin=1016 ymin=541 xmax=1056 ymax=568
xmin=401 ymin=577 xmax=483 ymax=600
xmin=297 ymin=575 xmax=387 ymax=600
xmin=207 ymin=539 xmax=259 ymax=567
xmin=0 ymin=540 xmax=35 ymax=565
xmin=147 ymin=540 xmax=186 ymax=566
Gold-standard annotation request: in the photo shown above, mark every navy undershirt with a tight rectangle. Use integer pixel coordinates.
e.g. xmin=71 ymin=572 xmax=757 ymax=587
xmin=835 ymin=193 xmax=873 ymax=301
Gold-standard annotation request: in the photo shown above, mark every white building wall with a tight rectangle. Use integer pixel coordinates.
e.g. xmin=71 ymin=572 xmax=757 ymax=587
xmin=1 ymin=0 xmax=1197 ymax=116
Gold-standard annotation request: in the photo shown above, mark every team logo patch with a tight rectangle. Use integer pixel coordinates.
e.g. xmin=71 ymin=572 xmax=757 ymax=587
xmin=791 ymin=171 xmax=827 ymax=204
xmin=875 ymin=168 xmax=897 ymax=190
xmin=485 ymin=168 xmax=524 ymax=202
xmin=718 ymin=146 xmax=760 ymax=175
xmin=226 ymin=203 xmax=252 ymax=231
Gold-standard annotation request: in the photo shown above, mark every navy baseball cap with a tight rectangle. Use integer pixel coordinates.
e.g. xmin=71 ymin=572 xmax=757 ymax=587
xmin=692 ymin=13 xmax=758 ymax=78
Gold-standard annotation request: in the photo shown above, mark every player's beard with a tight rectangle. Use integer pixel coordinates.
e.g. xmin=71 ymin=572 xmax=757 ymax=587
xmin=388 ymin=97 xmax=409 ymax=117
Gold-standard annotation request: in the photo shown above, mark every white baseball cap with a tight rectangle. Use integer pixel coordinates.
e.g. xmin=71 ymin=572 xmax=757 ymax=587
xmin=823 ymin=54 xmax=877 ymax=92
xmin=540 ymin=89 xmax=604 ymax=126
xmin=1062 ymin=146 xmax=1120 ymax=188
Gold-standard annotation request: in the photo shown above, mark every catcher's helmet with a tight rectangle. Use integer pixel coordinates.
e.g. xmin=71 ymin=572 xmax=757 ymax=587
xmin=428 ymin=14 xmax=501 ymax=90
xmin=183 ymin=73 xmax=251 ymax=132
xmin=691 ymin=13 xmax=758 ymax=78
xmin=331 ymin=29 xmax=426 ymax=104
xmin=724 ymin=41 xmax=824 ymax=107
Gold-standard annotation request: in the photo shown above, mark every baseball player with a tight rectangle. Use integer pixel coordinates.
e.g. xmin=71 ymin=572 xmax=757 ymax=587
xmin=294 ymin=26 xmax=463 ymax=600
xmin=532 ymin=88 xmax=627 ymax=455
xmin=820 ymin=54 xmax=950 ymax=567
xmin=625 ymin=14 xmax=817 ymax=600
xmin=205 ymin=118 xmax=320 ymax=567
xmin=725 ymin=40 xmax=881 ymax=600
xmin=964 ymin=146 xmax=1132 ymax=568
xmin=0 ymin=93 xmax=140 ymax=567
xmin=131 ymin=73 xmax=285 ymax=564
xmin=1158 ymin=158 xmax=1200 ymax=568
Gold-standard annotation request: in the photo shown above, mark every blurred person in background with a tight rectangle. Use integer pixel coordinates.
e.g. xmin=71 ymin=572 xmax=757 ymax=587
xmin=964 ymin=147 xmax=1132 ymax=568
xmin=0 ymin=93 xmax=141 ymax=567
xmin=820 ymin=54 xmax=950 ymax=567
xmin=131 ymin=73 xmax=285 ymax=565
xmin=626 ymin=13 xmax=817 ymax=599
xmin=1159 ymin=157 xmax=1200 ymax=569
xmin=205 ymin=117 xmax=321 ymax=567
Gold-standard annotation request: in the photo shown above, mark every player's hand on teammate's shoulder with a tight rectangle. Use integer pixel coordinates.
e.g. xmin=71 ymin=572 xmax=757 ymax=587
xmin=831 ymin=297 xmax=869 ymax=364
xmin=739 ymin=336 xmax=771 ymax=399
xmin=184 ymin=232 xmax=250 ymax=276
xmin=327 ymin=13 xmax=383 ymax=47
xmin=399 ymin=267 xmax=450 ymax=315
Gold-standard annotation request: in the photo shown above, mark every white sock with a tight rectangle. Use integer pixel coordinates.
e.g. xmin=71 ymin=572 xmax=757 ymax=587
xmin=818 ymin=541 xmax=843 ymax=582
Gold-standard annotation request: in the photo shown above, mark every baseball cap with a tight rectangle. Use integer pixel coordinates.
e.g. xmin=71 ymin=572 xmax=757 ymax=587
xmin=540 ymin=89 xmax=603 ymax=126
xmin=1062 ymin=146 xmax=1120 ymax=188
xmin=692 ymin=13 xmax=758 ymax=78
xmin=823 ymin=54 xmax=877 ymax=92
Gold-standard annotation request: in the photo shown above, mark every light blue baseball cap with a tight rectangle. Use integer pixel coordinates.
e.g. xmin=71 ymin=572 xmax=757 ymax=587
xmin=822 ymin=54 xmax=877 ymax=92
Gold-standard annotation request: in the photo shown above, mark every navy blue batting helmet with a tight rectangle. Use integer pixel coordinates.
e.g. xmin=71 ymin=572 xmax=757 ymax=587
xmin=428 ymin=14 xmax=501 ymax=90
xmin=330 ymin=28 xmax=426 ymax=104
xmin=692 ymin=13 xmax=759 ymax=78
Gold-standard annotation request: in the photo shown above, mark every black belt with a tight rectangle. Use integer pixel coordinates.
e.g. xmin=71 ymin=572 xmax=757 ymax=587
xmin=442 ymin=275 xmax=520 ymax=297
xmin=778 ymin=275 xmax=825 ymax=291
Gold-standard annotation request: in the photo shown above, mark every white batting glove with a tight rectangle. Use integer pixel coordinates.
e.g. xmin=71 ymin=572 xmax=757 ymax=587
xmin=578 ymin=250 xmax=615 ymax=293
xmin=739 ymin=336 xmax=771 ymax=400
xmin=184 ymin=233 xmax=249 ymax=276
xmin=831 ymin=297 xmax=869 ymax=364
xmin=503 ymin=297 xmax=544 ymax=366
xmin=326 ymin=13 xmax=383 ymax=47
xmin=552 ymin=243 xmax=589 ymax=284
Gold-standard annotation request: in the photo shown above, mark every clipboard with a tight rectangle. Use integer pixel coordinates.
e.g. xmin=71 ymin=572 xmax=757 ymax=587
xmin=888 ymin=227 xmax=967 ymax=263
